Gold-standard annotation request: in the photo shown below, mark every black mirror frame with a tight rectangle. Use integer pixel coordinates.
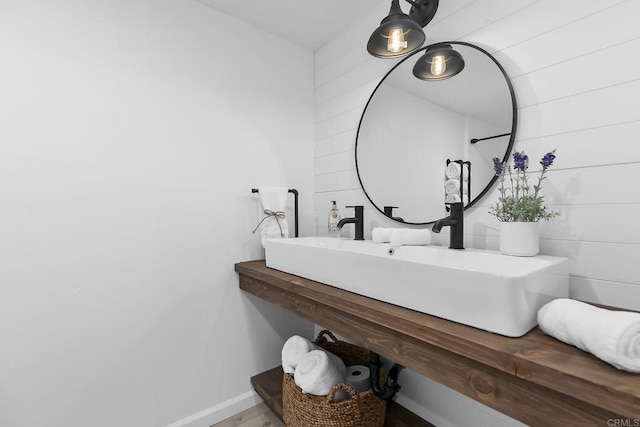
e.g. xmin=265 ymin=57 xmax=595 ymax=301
xmin=355 ymin=41 xmax=518 ymax=225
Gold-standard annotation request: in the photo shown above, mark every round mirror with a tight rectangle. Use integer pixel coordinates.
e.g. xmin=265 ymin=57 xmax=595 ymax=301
xmin=355 ymin=41 xmax=517 ymax=225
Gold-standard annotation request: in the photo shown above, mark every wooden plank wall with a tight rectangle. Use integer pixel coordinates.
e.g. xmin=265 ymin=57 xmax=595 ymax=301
xmin=313 ymin=0 xmax=640 ymax=312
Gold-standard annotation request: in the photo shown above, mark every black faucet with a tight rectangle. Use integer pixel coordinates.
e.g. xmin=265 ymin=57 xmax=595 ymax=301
xmin=337 ymin=205 xmax=364 ymax=240
xmin=383 ymin=206 xmax=405 ymax=222
xmin=432 ymin=202 xmax=464 ymax=249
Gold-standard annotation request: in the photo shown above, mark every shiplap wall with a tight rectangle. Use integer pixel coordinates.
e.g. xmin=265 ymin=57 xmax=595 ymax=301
xmin=314 ymin=0 xmax=640 ymax=310
xmin=314 ymin=0 xmax=640 ymax=424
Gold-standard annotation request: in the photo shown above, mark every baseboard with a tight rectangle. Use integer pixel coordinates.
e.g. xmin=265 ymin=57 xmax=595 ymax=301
xmin=394 ymin=379 xmax=526 ymax=427
xmin=394 ymin=394 xmax=454 ymax=427
xmin=166 ymin=391 xmax=263 ymax=427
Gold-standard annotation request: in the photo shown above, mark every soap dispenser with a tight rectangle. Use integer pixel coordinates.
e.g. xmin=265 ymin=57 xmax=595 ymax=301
xmin=328 ymin=201 xmax=341 ymax=234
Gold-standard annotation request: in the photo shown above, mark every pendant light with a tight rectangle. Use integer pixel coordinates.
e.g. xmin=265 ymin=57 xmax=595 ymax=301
xmin=412 ymin=43 xmax=465 ymax=80
xmin=367 ymin=0 xmax=439 ymax=59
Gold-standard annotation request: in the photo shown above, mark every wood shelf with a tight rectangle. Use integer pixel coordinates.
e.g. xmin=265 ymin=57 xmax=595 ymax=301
xmin=251 ymin=366 xmax=434 ymax=427
xmin=236 ymin=260 xmax=640 ymax=426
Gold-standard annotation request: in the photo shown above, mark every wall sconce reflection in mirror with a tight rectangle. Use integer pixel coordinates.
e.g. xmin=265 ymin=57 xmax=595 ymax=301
xmin=412 ymin=43 xmax=465 ymax=80
xmin=470 ymin=132 xmax=512 ymax=144
xmin=367 ymin=0 xmax=439 ymax=58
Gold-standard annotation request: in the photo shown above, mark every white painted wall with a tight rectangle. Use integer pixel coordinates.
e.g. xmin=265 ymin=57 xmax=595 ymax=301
xmin=314 ymin=0 xmax=640 ymax=425
xmin=0 ymin=1 xmax=314 ymax=426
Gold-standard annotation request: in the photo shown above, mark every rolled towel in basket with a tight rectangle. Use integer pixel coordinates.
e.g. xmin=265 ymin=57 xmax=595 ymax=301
xmin=294 ymin=350 xmax=347 ymax=396
xmin=282 ymin=335 xmax=318 ymax=374
xmin=389 ymin=228 xmax=431 ymax=246
xmin=538 ymin=299 xmax=640 ymax=373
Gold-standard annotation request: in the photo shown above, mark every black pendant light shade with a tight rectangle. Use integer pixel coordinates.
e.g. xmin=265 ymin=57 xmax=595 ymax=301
xmin=367 ymin=0 xmax=426 ymax=58
xmin=412 ymin=44 xmax=465 ymax=80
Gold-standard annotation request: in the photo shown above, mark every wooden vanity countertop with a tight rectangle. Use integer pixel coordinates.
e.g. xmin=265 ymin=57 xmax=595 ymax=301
xmin=235 ymin=260 xmax=640 ymax=426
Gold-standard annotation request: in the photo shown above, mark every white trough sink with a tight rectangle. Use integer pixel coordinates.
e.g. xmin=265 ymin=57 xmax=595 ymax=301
xmin=265 ymin=237 xmax=569 ymax=337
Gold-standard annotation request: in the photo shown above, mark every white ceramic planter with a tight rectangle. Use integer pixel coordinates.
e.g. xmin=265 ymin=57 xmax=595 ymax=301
xmin=499 ymin=221 xmax=540 ymax=256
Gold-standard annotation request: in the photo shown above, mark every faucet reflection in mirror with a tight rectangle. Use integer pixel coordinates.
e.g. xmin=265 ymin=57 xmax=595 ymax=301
xmin=383 ymin=206 xmax=405 ymax=222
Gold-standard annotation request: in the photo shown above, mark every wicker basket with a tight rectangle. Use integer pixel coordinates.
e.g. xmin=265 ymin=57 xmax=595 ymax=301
xmin=282 ymin=330 xmax=386 ymax=427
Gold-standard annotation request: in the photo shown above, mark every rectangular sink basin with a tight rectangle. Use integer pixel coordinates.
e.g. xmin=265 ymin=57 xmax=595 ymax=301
xmin=265 ymin=237 xmax=569 ymax=337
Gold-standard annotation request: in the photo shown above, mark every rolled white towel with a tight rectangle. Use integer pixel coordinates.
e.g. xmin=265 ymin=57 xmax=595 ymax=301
xmin=445 ymin=194 xmax=469 ymax=205
xmin=444 ymin=179 xmax=460 ymax=195
xmin=445 ymin=162 xmax=461 ymax=179
xmin=281 ymin=335 xmax=318 ymax=374
xmin=461 ymin=164 xmax=470 ymax=182
xmin=538 ymin=299 xmax=640 ymax=373
xmin=389 ymin=228 xmax=431 ymax=246
xmin=371 ymin=227 xmax=391 ymax=243
xmin=445 ymin=194 xmax=461 ymax=204
xmin=294 ymin=350 xmax=347 ymax=396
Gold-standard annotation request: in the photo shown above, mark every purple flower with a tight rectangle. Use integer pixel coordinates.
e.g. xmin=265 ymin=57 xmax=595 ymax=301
xmin=540 ymin=151 xmax=556 ymax=170
xmin=512 ymin=151 xmax=529 ymax=171
xmin=492 ymin=157 xmax=505 ymax=175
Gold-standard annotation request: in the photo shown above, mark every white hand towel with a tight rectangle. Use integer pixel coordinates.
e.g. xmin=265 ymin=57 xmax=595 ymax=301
xmin=389 ymin=228 xmax=431 ymax=246
xmin=281 ymin=335 xmax=318 ymax=374
xmin=444 ymin=179 xmax=461 ymax=195
xmin=256 ymin=186 xmax=289 ymax=248
xmin=538 ymin=299 xmax=640 ymax=373
xmin=371 ymin=227 xmax=391 ymax=243
xmin=294 ymin=350 xmax=347 ymax=396
xmin=445 ymin=162 xmax=461 ymax=179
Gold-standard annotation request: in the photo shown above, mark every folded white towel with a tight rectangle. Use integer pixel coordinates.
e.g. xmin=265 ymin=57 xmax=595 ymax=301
xmin=256 ymin=186 xmax=289 ymax=248
xmin=281 ymin=335 xmax=318 ymax=374
xmin=294 ymin=350 xmax=347 ymax=396
xmin=444 ymin=179 xmax=460 ymax=195
xmin=389 ymin=228 xmax=431 ymax=246
xmin=538 ymin=299 xmax=640 ymax=373
xmin=371 ymin=227 xmax=391 ymax=243
xmin=445 ymin=162 xmax=461 ymax=179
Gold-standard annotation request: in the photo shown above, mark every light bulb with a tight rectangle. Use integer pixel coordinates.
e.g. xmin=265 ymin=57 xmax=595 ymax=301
xmin=387 ymin=29 xmax=408 ymax=53
xmin=430 ymin=55 xmax=447 ymax=76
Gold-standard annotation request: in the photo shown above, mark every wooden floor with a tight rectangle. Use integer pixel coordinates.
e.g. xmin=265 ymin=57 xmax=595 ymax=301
xmin=211 ymin=403 xmax=285 ymax=427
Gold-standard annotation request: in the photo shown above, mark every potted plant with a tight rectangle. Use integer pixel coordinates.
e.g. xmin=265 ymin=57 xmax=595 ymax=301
xmin=490 ymin=150 xmax=558 ymax=256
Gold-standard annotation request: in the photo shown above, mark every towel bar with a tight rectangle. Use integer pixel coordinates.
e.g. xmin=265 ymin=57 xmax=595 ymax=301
xmin=252 ymin=188 xmax=299 ymax=237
